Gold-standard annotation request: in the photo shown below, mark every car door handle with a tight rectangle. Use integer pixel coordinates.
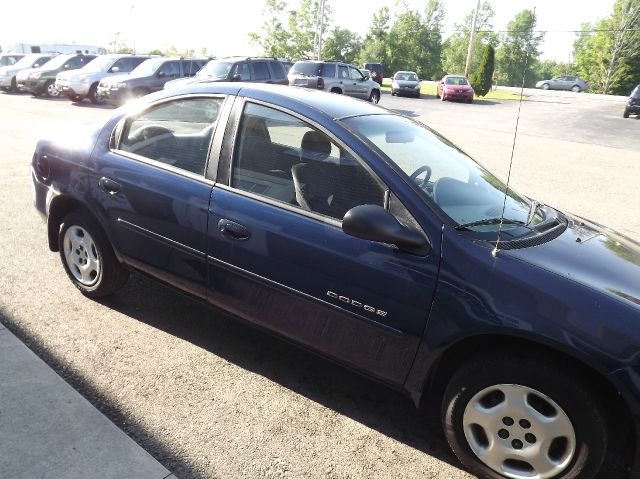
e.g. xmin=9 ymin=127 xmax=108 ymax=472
xmin=218 ymin=219 xmax=251 ymax=241
xmin=99 ymin=177 xmax=121 ymax=195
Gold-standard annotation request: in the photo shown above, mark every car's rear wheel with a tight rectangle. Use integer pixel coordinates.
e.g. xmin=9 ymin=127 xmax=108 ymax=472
xmin=369 ymin=90 xmax=380 ymax=104
xmin=443 ymin=353 xmax=607 ymax=479
xmin=59 ymin=209 xmax=128 ymax=298
xmin=10 ymin=77 xmax=17 ymax=92
xmin=45 ymin=80 xmax=60 ymax=98
xmin=541 ymin=83 xmax=550 ymax=90
xmin=623 ymin=109 xmax=630 ymax=118
xmin=330 ymin=87 xmax=342 ymax=94
xmin=571 ymin=85 xmax=581 ymax=93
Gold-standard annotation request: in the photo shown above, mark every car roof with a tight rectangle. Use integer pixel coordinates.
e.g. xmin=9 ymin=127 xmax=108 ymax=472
xmin=157 ymin=83 xmax=384 ymax=120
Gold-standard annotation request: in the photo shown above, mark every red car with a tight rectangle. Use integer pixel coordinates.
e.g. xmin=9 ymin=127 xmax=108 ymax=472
xmin=437 ymin=75 xmax=474 ymax=103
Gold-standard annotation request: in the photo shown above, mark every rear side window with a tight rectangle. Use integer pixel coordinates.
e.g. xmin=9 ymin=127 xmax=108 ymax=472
xmin=270 ymin=61 xmax=286 ymax=80
xmin=253 ymin=62 xmax=270 ymax=80
xmin=181 ymin=60 xmax=203 ymax=76
xmin=118 ymin=97 xmax=224 ymax=175
xmin=158 ymin=61 xmax=181 ymax=78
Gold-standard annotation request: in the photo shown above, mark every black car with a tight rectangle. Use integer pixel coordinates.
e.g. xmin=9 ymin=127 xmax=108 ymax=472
xmin=363 ymin=62 xmax=383 ymax=85
xmin=624 ymin=84 xmax=640 ymax=118
xmin=96 ymin=57 xmax=207 ymax=105
xmin=164 ymin=57 xmax=289 ymax=90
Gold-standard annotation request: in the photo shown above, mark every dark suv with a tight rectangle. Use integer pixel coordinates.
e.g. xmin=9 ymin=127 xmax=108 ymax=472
xmin=97 ymin=57 xmax=207 ymax=105
xmin=20 ymin=53 xmax=97 ymax=97
xmin=164 ymin=57 xmax=288 ymax=90
xmin=363 ymin=62 xmax=383 ymax=85
xmin=624 ymin=84 xmax=640 ymax=118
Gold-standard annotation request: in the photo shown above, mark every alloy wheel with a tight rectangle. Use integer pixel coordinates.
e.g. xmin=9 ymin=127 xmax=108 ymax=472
xmin=63 ymin=225 xmax=101 ymax=286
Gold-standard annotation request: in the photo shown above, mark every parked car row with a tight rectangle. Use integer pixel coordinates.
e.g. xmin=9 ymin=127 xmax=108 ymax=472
xmin=1 ymin=54 xmax=387 ymax=106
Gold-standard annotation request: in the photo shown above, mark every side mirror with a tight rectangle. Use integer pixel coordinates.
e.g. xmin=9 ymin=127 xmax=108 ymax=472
xmin=111 ymin=66 xmax=120 ymax=73
xmin=157 ymin=71 xmax=166 ymax=78
xmin=232 ymin=74 xmax=242 ymax=81
xmin=342 ymin=205 xmax=429 ymax=255
xmin=33 ymin=64 xmax=40 ymax=68
xmin=64 ymin=64 xmax=70 ymax=69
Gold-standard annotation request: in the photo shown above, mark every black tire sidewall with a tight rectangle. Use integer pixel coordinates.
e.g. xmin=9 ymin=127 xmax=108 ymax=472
xmin=443 ymin=356 xmax=607 ymax=479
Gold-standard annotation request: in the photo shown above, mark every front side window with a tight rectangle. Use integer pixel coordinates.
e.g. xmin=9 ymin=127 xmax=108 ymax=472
xmin=232 ymin=103 xmax=385 ymax=221
xmin=118 ymin=97 xmax=224 ymax=175
xmin=349 ymin=67 xmax=364 ymax=81
xmin=157 ymin=61 xmax=181 ymax=78
xmin=112 ymin=57 xmax=143 ymax=73
xmin=232 ymin=62 xmax=251 ymax=81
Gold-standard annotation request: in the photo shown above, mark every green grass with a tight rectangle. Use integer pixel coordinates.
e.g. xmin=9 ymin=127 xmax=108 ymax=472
xmin=381 ymin=79 xmax=524 ymax=101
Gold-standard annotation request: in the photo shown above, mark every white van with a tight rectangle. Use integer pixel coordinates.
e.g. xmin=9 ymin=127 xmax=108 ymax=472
xmin=5 ymin=43 xmax=107 ymax=55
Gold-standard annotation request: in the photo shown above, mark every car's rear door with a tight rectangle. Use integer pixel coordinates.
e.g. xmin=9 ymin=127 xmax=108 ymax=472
xmin=205 ymin=99 xmax=440 ymax=385
xmin=93 ymin=94 xmax=232 ymax=299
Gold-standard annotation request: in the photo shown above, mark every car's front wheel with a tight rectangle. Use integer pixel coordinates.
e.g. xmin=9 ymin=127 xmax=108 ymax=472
xmin=45 ymin=80 xmax=60 ymax=98
xmin=623 ymin=109 xmax=630 ymax=118
xmin=369 ymin=89 xmax=380 ymax=104
xmin=59 ymin=209 xmax=128 ymax=298
xmin=443 ymin=353 xmax=607 ymax=479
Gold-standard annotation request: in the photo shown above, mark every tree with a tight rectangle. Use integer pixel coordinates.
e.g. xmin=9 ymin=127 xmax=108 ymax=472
xmin=536 ymin=59 xmax=574 ymax=80
xmin=574 ymin=0 xmax=640 ymax=94
xmin=358 ymin=6 xmax=391 ymax=69
xmin=442 ymin=1 xmax=498 ymax=75
xmin=248 ymin=0 xmax=293 ymax=58
xmin=385 ymin=1 xmax=445 ymax=80
xmin=471 ymin=44 xmax=495 ymax=96
xmin=322 ymin=28 xmax=362 ymax=63
xmin=288 ymin=0 xmax=332 ymax=59
xmin=496 ymin=9 xmax=545 ymax=87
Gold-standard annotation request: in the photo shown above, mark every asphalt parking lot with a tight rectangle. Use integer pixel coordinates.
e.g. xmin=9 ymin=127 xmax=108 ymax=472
xmin=0 ymin=88 xmax=637 ymax=479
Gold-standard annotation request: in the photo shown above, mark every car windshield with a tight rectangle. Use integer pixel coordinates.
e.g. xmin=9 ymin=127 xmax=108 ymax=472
xmin=12 ymin=55 xmax=44 ymax=68
xmin=79 ymin=56 xmax=115 ymax=72
xmin=343 ymin=114 xmax=534 ymax=231
xmin=395 ymin=72 xmax=418 ymax=81
xmin=39 ymin=55 xmax=73 ymax=70
xmin=197 ymin=60 xmax=234 ymax=79
xmin=445 ymin=77 xmax=468 ymax=85
xmin=131 ymin=58 xmax=164 ymax=76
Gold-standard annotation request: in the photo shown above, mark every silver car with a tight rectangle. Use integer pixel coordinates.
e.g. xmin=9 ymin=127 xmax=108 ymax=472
xmin=55 ymin=54 xmax=151 ymax=103
xmin=536 ymin=76 xmax=589 ymax=92
xmin=288 ymin=60 xmax=381 ymax=104
xmin=0 ymin=54 xmax=53 ymax=92
xmin=391 ymin=71 xmax=421 ymax=98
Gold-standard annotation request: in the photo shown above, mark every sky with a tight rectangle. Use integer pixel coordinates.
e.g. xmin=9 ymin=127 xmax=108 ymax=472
xmin=1 ymin=0 xmax=616 ymax=62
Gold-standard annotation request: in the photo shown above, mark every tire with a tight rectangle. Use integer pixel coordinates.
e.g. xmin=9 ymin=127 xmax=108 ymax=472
xmin=132 ymin=87 xmax=150 ymax=99
xmin=443 ymin=353 xmax=607 ymax=479
xmin=88 ymin=83 xmax=103 ymax=104
xmin=44 ymin=80 xmax=60 ymax=98
xmin=330 ymin=88 xmax=342 ymax=94
xmin=541 ymin=83 xmax=550 ymax=90
xmin=58 ymin=209 xmax=128 ymax=298
xmin=623 ymin=110 xmax=630 ymax=118
xmin=369 ymin=89 xmax=380 ymax=104
xmin=10 ymin=76 xmax=17 ymax=92
xmin=467 ymin=98 xmax=473 ymax=104
xmin=571 ymin=85 xmax=581 ymax=93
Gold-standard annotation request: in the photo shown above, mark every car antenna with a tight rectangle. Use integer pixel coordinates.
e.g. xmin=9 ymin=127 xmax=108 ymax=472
xmin=493 ymin=7 xmax=536 ymax=258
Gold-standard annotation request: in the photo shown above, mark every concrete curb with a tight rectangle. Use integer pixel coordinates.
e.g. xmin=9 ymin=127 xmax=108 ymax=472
xmin=0 ymin=327 xmax=172 ymax=479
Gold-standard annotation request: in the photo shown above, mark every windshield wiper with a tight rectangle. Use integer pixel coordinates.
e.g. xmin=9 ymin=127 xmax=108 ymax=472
xmin=455 ymin=218 xmax=527 ymax=230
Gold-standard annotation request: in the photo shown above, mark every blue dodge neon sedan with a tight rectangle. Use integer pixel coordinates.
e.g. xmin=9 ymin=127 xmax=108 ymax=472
xmin=31 ymin=83 xmax=640 ymax=479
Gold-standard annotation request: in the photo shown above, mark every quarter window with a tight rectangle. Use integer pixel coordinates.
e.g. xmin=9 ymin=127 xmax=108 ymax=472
xmin=158 ymin=61 xmax=181 ymax=77
xmin=231 ymin=103 xmax=385 ymax=221
xmin=118 ymin=97 xmax=224 ymax=175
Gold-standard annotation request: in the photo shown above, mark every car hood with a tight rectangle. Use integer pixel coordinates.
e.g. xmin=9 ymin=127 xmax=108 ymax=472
xmin=393 ymin=80 xmax=420 ymax=87
xmin=506 ymin=213 xmax=640 ymax=309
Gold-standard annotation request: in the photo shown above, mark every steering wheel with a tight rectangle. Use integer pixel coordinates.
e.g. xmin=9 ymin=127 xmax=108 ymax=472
xmin=409 ymin=165 xmax=432 ymax=188
xmin=129 ymin=125 xmax=174 ymax=143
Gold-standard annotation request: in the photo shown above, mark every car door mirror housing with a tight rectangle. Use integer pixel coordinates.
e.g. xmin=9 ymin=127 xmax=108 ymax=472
xmin=111 ymin=66 xmax=120 ymax=73
xmin=232 ymin=74 xmax=241 ymax=81
xmin=157 ymin=71 xmax=166 ymax=78
xmin=342 ymin=205 xmax=429 ymax=255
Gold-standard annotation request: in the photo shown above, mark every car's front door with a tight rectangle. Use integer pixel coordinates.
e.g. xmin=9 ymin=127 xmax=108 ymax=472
xmin=348 ymin=66 xmax=368 ymax=99
xmin=94 ymin=95 xmax=229 ymax=299
xmin=206 ymin=100 xmax=440 ymax=384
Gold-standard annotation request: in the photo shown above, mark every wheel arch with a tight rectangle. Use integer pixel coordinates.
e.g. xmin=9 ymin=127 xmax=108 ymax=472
xmin=421 ymin=333 xmax=637 ymax=470
xmin=47 ymin=196 xmax=101 ymax=252
xmin=329 ymin=87 xmax=342 ymax=94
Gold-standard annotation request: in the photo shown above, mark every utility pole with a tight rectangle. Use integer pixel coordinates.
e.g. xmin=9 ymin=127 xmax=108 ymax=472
xmin=464 ymin=0 xmax=481 ymax=77
xmin=314 ymin=0 xmax=326 ymax=60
